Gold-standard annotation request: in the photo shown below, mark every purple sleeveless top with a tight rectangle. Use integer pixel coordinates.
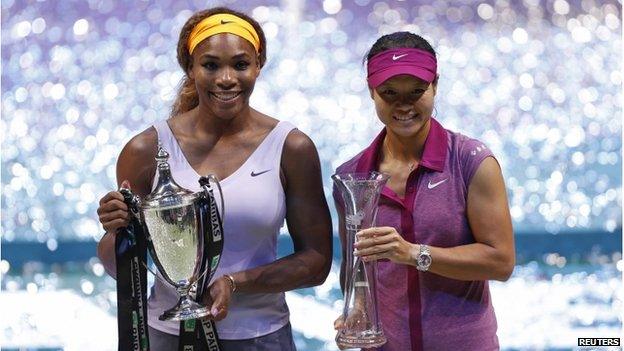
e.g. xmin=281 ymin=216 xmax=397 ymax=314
xmin=147 ymin=120 xmax=296 ymax=339
xmin=334 ymin=118 xmax=499 ymax=351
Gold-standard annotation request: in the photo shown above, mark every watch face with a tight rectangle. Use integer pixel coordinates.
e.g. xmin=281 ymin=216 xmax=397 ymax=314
xmin=418 ymin=254 xmax=432 ymax=268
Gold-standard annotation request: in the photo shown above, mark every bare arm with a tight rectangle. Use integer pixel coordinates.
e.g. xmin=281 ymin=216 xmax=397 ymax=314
xmin=356 ymin=157 xmax=515 ymax=281
xmin=96 ymin=128 xmax=158 ymax=277
xmin=231 ymin=130 xmax=333 ymax=293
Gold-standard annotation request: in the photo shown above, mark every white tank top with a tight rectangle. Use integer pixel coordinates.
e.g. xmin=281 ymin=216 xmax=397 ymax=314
xmin=147 ymin=119 xmax=296 ymax=339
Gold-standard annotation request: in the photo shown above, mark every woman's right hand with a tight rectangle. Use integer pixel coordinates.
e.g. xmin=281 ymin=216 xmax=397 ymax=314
xmin=97 ymin=180 xmax=131 ymax=234
xmin=202 ymin=276 xmax=233 ymax=321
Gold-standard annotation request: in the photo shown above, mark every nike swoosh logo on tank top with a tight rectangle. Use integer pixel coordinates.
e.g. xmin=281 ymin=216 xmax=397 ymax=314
xmin=251 ymin=169 xmax=271 ymax=177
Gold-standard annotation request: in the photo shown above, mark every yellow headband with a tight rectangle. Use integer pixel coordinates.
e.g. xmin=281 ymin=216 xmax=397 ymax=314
xmin=187 ymin=13 xmax=260 ymax=54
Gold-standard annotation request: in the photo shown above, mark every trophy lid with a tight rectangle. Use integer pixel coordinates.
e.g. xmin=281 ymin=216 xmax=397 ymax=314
xmin=142 ymin=145 xmax=197 ymax=209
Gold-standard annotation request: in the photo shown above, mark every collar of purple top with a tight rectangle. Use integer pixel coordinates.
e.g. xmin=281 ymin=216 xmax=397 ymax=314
xmin=355 ymin=117 xmax=448 ymax=173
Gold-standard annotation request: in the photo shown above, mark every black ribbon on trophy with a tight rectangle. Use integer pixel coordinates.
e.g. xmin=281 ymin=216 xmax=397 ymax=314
xmin=114 ymin=146 xmax=225 ymax=351
xmin=178 ymin=176 xmax=224 ymax=351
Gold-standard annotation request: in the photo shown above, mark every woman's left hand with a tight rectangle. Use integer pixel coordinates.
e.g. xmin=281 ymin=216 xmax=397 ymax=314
xmin=354 ymin=226 xmax=416 ymax=265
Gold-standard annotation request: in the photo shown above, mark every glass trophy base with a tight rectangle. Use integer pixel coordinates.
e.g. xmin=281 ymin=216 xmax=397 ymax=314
xmin=159 ymin=298 xmax=210 ymax=321
xmin=336 ymin=330 xmax=387 ymax=350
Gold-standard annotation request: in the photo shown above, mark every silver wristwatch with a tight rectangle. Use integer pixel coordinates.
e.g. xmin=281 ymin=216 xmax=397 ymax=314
xmin=415 ymin=244 xmax=432 ymax=272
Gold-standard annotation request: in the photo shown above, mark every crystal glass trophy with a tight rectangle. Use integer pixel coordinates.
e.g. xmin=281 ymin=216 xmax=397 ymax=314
xmin=333 ymin=172 xmax=389 ymax=350
xmin=121 ymin=146 xmax=224 ymax=321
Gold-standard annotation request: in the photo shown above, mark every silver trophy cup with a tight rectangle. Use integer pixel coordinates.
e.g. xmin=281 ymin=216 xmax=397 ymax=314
xmin=123 ymin=146 xmax=224 ymax=321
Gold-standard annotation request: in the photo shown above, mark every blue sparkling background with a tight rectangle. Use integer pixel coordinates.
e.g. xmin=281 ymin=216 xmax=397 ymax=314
xmin=1 ymin=0 xmax=621 ymax=245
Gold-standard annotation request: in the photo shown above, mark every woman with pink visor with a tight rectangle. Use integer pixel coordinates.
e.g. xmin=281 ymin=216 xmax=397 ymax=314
xmin=333 ymin=32 xmax=515 ymax=350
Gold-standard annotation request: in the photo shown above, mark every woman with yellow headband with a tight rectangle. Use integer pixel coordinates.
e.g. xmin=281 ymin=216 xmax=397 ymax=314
xmin=96 ymin=7 xmax=332 ymax=350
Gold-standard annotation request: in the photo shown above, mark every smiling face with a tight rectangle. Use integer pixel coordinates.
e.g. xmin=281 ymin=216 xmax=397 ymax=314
xmin=188 ymin=33 xmax=260 ymax=120
xmin=371 ymin=74 xmax=437 ymax=139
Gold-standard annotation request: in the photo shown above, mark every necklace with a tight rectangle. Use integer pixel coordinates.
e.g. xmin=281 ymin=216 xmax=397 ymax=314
xmin=384 ymin=139 xmax=417 ymax=173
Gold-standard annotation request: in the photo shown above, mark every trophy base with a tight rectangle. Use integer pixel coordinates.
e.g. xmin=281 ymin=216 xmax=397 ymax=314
xmin=159 ymin=297 xmax=211 ymax=321
xmin=336 ymin=330 xmax=387 ymax=350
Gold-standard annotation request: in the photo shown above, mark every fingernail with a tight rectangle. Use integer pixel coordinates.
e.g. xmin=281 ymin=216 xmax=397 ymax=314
xmin=211 ymin=307 xmax=219 ymax=315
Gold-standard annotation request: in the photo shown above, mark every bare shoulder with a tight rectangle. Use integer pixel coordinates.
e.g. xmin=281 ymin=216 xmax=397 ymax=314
xmin=283 ymin=128 xmax=318 ymax=157
xmin=120 ymin=126 xmax=159 ymax=160
xmin=280 ymin=127 xmax=324 ymax=195
xmin=281 ymin=128 xmax=321 ymax=188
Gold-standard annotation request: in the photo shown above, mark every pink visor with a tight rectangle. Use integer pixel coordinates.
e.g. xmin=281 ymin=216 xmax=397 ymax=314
xmin=367 ymin=48 xmax=437 ymax=88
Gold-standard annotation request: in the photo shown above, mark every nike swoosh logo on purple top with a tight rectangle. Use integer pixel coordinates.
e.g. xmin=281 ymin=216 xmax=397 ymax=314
xmin=427 ymin=178 xmax=448 ymax=189
xmin=251 ymin=169 xmax=271 ymax=177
